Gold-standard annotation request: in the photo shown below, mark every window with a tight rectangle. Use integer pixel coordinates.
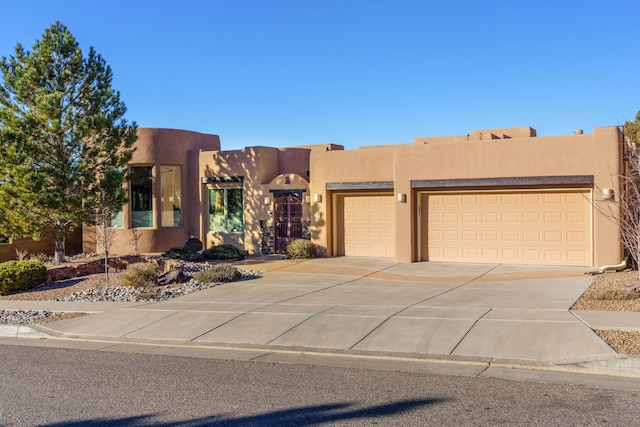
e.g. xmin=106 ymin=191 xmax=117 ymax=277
xmin=209 ymin=187 xmax=244 ymax=233
xmin=161 ymin=166 xmax=182 ymax=227
xmin=130 ymin=166 xmax=153 ymax=228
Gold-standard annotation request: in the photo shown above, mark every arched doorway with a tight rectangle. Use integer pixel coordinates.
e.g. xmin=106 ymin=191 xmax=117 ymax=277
xmin=274 ymin=194 xmax=303 ymax=253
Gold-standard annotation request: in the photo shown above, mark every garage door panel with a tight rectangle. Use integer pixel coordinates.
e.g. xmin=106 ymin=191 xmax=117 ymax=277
xmin=338 ymin=194 xmax=395 ymax=257
xmin=422 ymin=190 xmax=591 ymax=266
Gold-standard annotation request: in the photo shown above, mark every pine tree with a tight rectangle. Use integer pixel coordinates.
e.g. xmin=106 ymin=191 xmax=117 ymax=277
xmin=0 ymin=22 xmax=136 ymax=262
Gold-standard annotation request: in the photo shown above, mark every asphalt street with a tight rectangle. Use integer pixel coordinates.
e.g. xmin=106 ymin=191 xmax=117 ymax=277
xmin=1 ymin=344 xmax=639 ymax=426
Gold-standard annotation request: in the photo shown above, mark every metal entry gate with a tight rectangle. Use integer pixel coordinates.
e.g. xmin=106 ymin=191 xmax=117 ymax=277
xmin=274 ymin=195 xmax=303 ymax=253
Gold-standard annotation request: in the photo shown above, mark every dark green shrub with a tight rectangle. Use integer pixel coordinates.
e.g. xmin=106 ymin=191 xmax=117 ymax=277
xmin=164 ymin=246 xmax=204 ymax=262
xmin=284 ymin=239 xmax=316 ymax=259
xmin=0 ymin=260 xmax=47 ymax=295
xmin=202 ymin=244 xmax=245 ymax=260
xmin=122 ymin=263 xmax=160 ymax=288
xmin=194 ymin=263 xmax=241 ymax=284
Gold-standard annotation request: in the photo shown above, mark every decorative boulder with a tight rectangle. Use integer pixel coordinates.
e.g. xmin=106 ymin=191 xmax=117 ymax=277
xmin=184 ymin=235 xmax=203 ymax=252
xmin=157 ymin=269 xmax=189 ymax=286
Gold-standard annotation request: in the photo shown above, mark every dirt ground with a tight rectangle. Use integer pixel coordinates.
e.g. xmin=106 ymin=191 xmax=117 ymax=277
xmin=572 ymin=269 xmax=640 ymax=355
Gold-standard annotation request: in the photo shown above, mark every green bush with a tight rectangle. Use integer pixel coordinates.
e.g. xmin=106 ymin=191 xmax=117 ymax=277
xmin=194 ymin=263 xmax=241 ymax=284
xmin=202 ymin=244 xmax=245 ymax=260
xmin=30 ymin=253 xmax=51 ymax=264
xmin=122 ymin=262 xmax=160 ymax=288
xmin=0 ymin=260 xmax=47 ymax=295
xmin=164 ymin=246 xmax=204 ymax=262
xmin=284 ymin=239 xmax=316 ymax=259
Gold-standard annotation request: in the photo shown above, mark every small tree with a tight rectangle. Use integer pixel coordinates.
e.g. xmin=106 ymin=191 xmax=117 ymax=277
xmin=0 ymin=22 xmax=136 ymax=262
xmin=620 ymin=115 xmax=640 ymax=277
xmin=94 ymin=169 xmax=125 ymax=282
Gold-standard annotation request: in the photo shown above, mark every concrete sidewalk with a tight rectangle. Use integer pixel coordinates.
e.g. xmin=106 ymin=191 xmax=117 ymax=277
xmin=2 ymin=257 xmax=640 ymax=378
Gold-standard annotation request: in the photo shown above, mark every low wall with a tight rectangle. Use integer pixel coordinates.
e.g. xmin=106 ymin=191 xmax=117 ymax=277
xmin=46 ymin=255 xmax=181 ymax=283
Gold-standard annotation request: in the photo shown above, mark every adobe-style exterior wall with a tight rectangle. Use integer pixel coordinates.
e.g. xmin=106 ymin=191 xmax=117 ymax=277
xmin=309 ymin=126 xmax=624 ymax=267
xmin=198 ymin=144 xmax=336 ymax=254
xmin=70 ymin=125 xmax=624 ymax=267
xmin=84 ymin=128 xmax=221 ymax=256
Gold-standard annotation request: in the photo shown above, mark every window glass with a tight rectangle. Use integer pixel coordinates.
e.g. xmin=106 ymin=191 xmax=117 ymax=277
xmin=208 ymin=187 xmax=244 ymax=233
xmin=130 ymin=166 xmax=153 ymax=228
xmin=161 ymin=166 xmax=182 ymax=227
xmin=110 ymin=210 xmax=123 ymax=228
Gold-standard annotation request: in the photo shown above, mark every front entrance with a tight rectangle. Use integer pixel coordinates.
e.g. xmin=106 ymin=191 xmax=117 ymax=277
xmin=274 ymin=194 xmax=303 ymax=253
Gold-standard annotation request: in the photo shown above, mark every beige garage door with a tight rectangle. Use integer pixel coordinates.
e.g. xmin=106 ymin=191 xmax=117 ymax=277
xmin=336 ymin=194 xmax=395 ymax=257
xmin=420 ymin=189 xmax=592 ymax=266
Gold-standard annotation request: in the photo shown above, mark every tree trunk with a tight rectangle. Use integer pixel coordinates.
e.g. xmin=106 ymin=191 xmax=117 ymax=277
xmin=54 ymin=238 xmax=66 ymax=263
xmin=104 ymin=250 xmax=109 ymax=283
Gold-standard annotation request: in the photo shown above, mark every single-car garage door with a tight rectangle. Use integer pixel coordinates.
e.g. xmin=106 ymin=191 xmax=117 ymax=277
xmin=335 ymin=194 xmax=395 ymax=257
xmin=420 ymin=189 xmax=592 ymax=266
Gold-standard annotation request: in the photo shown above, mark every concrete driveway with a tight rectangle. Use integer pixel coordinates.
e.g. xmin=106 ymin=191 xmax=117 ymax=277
xmin=35 ymin=256 xmax=618 ymax=365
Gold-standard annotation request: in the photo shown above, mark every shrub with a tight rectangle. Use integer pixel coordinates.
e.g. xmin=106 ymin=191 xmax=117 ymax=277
xmin=122 ymin=262 xmax=160 ymax=288
xmin=202 ymin=244 xmax=245 ymax=261
xmin=0 ymin=260 xmax=47 ymax=295
xmin=194 ymin=263 xmax=241 ymax=284
xmin=164 ymin=246 xmax=204 ymax=262
xmin=597 ymin=289 xmax=640 ymax=301
xmin=284 ymin=239 xmax=316 ymax=259
xmin=30 ymin=253 xmax=51 ymax=264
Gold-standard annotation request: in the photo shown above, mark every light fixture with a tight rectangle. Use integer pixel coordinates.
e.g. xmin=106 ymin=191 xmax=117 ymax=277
xmin=304 ymin=195 xmax=311 ymax=204
xmin=263 ymin=196 xmax=271 ymax=205
xmin=314 ymin=194 xmax=322 ymax=203
xmin=397 ymin=193 xmax=407 ymax=203
xmin=602 ymin=189 xmax=614 ymax=201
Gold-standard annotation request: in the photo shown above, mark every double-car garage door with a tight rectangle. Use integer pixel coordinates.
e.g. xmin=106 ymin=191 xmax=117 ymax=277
xmin=421 ymin=189 xmax=592 ymax=266
xmin=335 ymin=189 xmax=592 ymax=266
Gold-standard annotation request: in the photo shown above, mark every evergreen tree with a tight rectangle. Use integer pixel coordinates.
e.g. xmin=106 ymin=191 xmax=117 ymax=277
xmin=0 ymin=21 xmax=136 ymax=262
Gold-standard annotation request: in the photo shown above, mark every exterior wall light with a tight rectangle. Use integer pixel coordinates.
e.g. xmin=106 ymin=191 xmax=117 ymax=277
xmin=397 ymin=193 xmax=407 ymax=203
xmin=263 ymin=196 xmax=271 ymax=205
xmin=304 ymin=195 xmax=311 ymax=204
xmin=602 ymin=189 xmax=614 ymax=201
xmin=314 ymin=194 xmax=323 ymax=203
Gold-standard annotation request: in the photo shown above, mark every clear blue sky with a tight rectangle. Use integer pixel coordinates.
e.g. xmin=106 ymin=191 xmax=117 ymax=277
xmin=2 ymin=0 xmax=639 ymax=150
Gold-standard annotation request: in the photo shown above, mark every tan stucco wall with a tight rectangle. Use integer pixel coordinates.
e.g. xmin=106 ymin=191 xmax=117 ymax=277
xmin=0 ymin=228 xmax=83 ymax=263
xmin=311 ymin=126 xmax=623 ymax=266
xmin=85 ymin=128 xmax=221 ymax=255
xmin=199 ymin=146 xmax=316 ymax=255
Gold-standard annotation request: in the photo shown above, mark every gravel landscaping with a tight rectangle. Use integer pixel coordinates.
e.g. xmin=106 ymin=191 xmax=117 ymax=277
xmin=0 ymin=261 xmax=262 ymax=326
xmin=572 ymin=269 xmax=640 ymax=355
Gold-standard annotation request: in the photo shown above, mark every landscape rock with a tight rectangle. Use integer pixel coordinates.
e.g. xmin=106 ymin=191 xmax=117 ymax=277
xmin=157 ymin=269 xmax=189 ymax=286
xmin=184 ymin=236 xmax=203 ymax=252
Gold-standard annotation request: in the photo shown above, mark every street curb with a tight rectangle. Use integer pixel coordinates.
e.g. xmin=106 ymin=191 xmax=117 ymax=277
xmin=10 ymin=325 xmax=640 ymax=380
xmin=0 ymin=324 xmax=50 ymax=339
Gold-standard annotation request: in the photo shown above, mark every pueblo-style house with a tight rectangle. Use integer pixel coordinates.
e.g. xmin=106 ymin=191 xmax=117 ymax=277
xmin=1 ymin=125 xmax=626 ymax=268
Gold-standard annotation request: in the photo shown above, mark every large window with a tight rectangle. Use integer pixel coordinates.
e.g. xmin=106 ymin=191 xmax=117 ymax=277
xmin=161 ymin=166 xmax=182 ymax=227
xmin=209 ymin=188 xmax=244 ymax=233
xmin=130 ymin=166 xmax=153 ymax=228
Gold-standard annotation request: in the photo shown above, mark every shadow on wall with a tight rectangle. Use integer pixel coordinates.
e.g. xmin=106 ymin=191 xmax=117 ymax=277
xmin=203 ymin=148 xmax=263 ymax=253
xmin=0 ymin=228 xmax=83 ymax=263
